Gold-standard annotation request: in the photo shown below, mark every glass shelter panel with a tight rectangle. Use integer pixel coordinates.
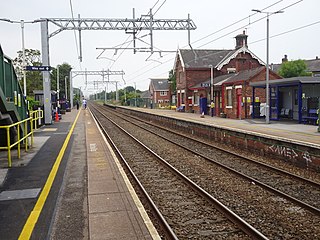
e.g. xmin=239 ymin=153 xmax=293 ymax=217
xmin=270 ymin=86 xmax=278 ymax=120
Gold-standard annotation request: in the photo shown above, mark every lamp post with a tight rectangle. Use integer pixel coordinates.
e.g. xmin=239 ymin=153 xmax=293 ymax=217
xmin=0 ymin=18 xmax=35 ymax=97
xmin=57 ymin=65 xmax=60 ymax=107
xmin=252 ymin=9 xmax=283 ymax=124
xmin=134 ymin=82 xmax=137 ymax=107
xmin=20 ymin=20 xmax=27 ymax=97
xmin=65 ymin=76 xmax=68 ymax=100
xmin=209 ymin=64 xmax=214 ymax=116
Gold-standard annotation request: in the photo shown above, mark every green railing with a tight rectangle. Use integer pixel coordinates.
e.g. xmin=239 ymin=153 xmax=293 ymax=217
xmin=0 ymin=45 xmax=28 ymax=123
xmin=0 ymin=109 xmax=43 ymax=167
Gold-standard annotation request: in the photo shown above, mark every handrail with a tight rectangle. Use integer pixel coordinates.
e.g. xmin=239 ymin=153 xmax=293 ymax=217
xmin=0 ymin=109 xmax=43 ymax=167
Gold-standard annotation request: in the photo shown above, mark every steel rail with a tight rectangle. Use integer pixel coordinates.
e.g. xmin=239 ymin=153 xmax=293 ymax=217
xmin=115 ymin=106 xmax=320 ymax=187
xmin=89 ymin=104 xmax=178 ymax=240
xmin=108 ymin=106 xmax=320 ymax=216
xmin=90 ymin=102 xmax=269 ymax=240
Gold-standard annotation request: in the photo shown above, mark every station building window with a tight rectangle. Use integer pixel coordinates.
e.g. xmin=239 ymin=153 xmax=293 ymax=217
xmin=194 ymin=93 xmax=199 ymax=105
xmin=181 ymin=92 xmax=185 ymax=104
xmin=160 ymin=91 xmax=167 ymax=96
xmin=226 ymin=87 xmax=233 ymax=108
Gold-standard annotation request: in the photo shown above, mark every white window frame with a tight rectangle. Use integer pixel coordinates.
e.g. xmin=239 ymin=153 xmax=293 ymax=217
xmin=226 ymin=86 xmax=233 ymax=108
xmin=160 ymin=91 xmax=167 ymax=96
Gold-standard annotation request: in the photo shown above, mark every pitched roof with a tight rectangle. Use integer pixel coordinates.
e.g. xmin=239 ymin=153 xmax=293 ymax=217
xmin=305 ymin=58 xmax=320 ymax=72
xmin=190 ymin=73 xmax=236 ymax=89
xmin=150 ymin=78 xmax=169 ymax=91
xmin=189 ymin=66 xmax=267 ymax=89
xmin=250 ymin=76 xmax=320 ymax=87
xmin=223 ymin=66 xmax=266 ymax=84
xmin=140 ymin=90 xmax=151 ymax=99
xmin=176 ymin=46 xmax=265 ymax=70
xmin=177 ymin=49 xmax=235 ymax=69
xmin=271 ymin=58 xmax=320 ymax=73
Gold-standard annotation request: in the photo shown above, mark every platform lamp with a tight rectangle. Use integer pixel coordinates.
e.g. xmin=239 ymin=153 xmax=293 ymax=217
xmin=65 ymin=76 xmax=68 ymax=100
xmin=252 ymin=9 xmax=284 ymax=124
xmin=0 ymin=18 xmax=35 ymax=97
xmin=209 ymin=64 xmax=214 ymax=116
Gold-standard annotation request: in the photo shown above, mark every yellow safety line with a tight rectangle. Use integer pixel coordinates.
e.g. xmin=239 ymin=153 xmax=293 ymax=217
xmin=18 ymin=109 xmax=82 ymax=240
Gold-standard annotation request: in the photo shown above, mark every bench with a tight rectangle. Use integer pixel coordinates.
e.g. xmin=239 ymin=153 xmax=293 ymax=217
xmin=176 ymin=106 xmax=185 ymax=112
xmin=280 ymin=108 xmax=291 ymax=118
xmin=302 ymin=109 xmax=318 ymax=125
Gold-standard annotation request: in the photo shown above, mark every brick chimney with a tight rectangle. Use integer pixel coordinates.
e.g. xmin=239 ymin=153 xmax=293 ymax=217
xmin=235 ymin=30 xmax=248 ymax=49
xmin=282 ymin=54 xmax=288 ymax=63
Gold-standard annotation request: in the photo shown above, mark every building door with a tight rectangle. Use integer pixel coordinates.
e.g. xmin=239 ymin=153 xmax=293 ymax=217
xmin=214 ymin=91 xmax=220 ymax=116
xmin=199 ymin=97 xmax=207 ymax=114
xmin=236 ymin=88 xmax=242 ymax=119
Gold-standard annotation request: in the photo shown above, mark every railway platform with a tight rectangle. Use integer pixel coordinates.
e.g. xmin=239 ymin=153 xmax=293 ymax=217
xmin=0 ymin=107 xmax=159 ymax=239
xmin=117 ymin=106 xmax=320 ymax=171
xmin=0 ymin=103 xmax=319 ymax=239
xmin=123 ymin=107 xmax=320 ymax=147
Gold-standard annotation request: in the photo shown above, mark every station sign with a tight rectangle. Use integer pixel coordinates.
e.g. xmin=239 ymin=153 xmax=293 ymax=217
xmin=26 ymin=66 xmax=51 ymax=71
xmin=201 ymin=83 xmax=210 ymax=87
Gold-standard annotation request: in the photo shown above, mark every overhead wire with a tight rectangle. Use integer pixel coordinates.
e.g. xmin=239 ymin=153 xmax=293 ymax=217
xmin=197 ymin=0 xmax=303 ymax=48
xmin=112 ymin=0 xmax=168 ymax=86
xmin=153 ymin=0 xmax=167 ymax=16
xmin=69 ymin=0 xmax=82 ymax=70
xmin=127 ymin=0 xmax=287 ymax=82
xmin=250 ymin=19 xmax=320 ymax=45
xmin=106 ymin=0 xmax=167 ymax=70
xmin=127 ymin=0 xmax=305 ymax=84
xmin=192 ymin=0 xmax=284 ymax=46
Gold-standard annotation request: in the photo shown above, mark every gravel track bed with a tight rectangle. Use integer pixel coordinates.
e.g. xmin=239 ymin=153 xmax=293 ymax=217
xmin=128 ymin=116 xmax=320 ymax=210
xmin=92 ymin=107 xmax=248 ymax=239
xmin=95 ymin=105 xmax=320 ymax=239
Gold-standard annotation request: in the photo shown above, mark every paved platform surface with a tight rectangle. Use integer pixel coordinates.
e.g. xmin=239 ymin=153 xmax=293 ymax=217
xmin=0 ymin=107 xmax=159 ymax=239
xmin=84 ymin=109 xmax=159 ymax=240
xmin=127 ymin=107 xmax=320 ymax=148
xmin=0 ymin=105 xmax=318 ymax=239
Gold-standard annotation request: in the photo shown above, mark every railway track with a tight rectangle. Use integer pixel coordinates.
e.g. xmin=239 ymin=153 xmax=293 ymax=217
xmin=89 ymin=102 xmax=320 ymax=239
xmin=90 ymin=103 xmax=265 ymax=239
xmin=111 ymin=106 xmax=320 ymax=214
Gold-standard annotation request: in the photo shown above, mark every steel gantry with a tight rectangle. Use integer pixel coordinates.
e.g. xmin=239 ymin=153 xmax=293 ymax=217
xmin=40 ymin=11 xmax=196 ymax=124
xmin=70 ymin=69 xmax=125 ymax=106
xmin=47 ymin=16 xmax=196 ymax=38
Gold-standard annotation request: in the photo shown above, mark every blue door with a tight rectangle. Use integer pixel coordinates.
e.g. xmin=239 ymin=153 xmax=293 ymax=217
xmin=200 ymin=97 xmax=207 ymax=114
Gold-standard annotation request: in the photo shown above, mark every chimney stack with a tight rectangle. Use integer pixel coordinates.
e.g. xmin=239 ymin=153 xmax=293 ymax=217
xmin=235 ymin=30 xmax=248 ymax=49
xmin=282 ymin=54 xmax=288 ymax=63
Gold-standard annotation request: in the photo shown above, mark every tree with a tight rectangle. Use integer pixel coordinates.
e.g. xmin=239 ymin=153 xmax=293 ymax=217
xmin=51 ymin=63 xmax=72 ymax=99
xmin=13 ymin=49 xmax=73 ymax=98
xmin=13 ymin=49 xmax=43 ymax=95
xmin=278 ymin=59 xmax=311 ymax=78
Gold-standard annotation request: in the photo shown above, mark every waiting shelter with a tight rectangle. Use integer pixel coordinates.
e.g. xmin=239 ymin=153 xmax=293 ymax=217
xmin=250 ymin=76 xmax=320 ymax=124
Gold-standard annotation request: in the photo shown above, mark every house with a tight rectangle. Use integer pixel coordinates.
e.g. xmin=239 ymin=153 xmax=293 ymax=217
xmin=272 ymin=55 xmax=320 ymax=76
xmin=173 ymin=31 xmax=265 ymax=115
xmin=149 ymin=78 xmax=171 ymax=108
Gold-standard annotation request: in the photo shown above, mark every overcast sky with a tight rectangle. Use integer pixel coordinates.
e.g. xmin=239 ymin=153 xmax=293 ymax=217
xmin=1 ymin=0 xmax=319 ymax=96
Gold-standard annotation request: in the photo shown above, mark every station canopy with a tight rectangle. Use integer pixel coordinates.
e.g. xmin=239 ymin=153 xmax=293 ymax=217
xmin=250 ymin=76 xmax=320 ymax=87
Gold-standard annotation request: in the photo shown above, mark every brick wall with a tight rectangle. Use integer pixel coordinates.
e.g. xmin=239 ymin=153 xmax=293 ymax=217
xmin=223 ymin=69 xmax=281 ymax=119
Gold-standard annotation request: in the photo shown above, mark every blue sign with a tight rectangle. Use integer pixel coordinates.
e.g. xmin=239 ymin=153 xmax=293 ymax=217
xmin=26 ymin=66 xmax=51 ymax=71
xmin=201 ymin=83 xmax=210 ymax=87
